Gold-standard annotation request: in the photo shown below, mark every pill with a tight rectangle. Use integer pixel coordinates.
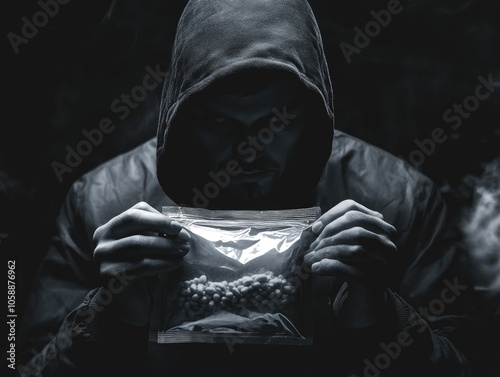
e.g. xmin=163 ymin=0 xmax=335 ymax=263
xmin=196 ymin=285 xmax=204 ymax=295
xmin=254 ymin=274 xmax=268 ymax=282
xmin=242 ymin=277 xmax=253 ymax=286
xmin=240 ymin=287 xmax=249 ymax=295
xmin=205 ymin=286 xmax=216 ymax=295
xmin=178 ymin=271 xmax=298 ymax=319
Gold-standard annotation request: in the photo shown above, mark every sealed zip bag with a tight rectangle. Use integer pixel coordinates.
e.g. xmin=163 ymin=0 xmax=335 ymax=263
xmin=150 ymin=206 xmax=320 ymax=346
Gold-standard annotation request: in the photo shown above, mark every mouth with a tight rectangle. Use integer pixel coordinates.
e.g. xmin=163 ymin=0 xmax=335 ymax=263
xmin=237 ymin=170 xmax=274 ymax=181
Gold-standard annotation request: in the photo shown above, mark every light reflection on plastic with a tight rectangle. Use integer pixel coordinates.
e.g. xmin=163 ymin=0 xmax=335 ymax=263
xmin=188 ymin=224 xmax=305 ymax=264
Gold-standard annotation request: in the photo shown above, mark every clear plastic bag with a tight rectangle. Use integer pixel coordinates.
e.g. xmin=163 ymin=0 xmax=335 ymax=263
xmin=150 ymin=206 xmax=320 ymax=346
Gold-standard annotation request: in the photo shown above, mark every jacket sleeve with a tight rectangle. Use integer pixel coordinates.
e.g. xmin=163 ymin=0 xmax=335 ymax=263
xmin=334 ymin=182 xmax=484 ymax=377
xmin=17 ymin=181 xmax=148 ymax=377
xmin=394 ymin=181 xmax=483 ymax=376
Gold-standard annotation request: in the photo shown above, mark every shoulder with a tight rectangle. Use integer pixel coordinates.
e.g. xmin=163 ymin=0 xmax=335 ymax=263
xmin=319 ymin=130 xmax=442 ymax=230
xmin=81 ymin=138 xmax=158 ymax=183
xmin=66 ymin=138 xmax=170 ymax=228
xmin=329 ymin=130 xmax=436 ymax=189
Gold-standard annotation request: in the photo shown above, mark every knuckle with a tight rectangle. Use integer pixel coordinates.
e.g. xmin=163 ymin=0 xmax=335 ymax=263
xmin=316 ymin=238 xmax=325 ymax=250
xmin=351 ymin=244 xmax=365 ymax=255
xmin=343 ymin=199 xmax=358 ymax=211
xmin=93 ymin=242 xmax=110 ymax=262
xmin=125 ymin=234 xmax=158 ymax=252
xmin=92 ymin=226 xmax=103 ymax=245
xmin=120 ymin=209 xmax=142 ymax=227
xmin=343 ymin=199 xmax=356 ymax=207
xmin=317 ymin=236 xmax=332 ymax=250
xmin=315 ymin=247 xmax=329 ymax=260
xmin=126 ymin=234 xmax=143 ymax=248
xmin=92 ymin=222 xmax=112 ymax=244
xmin=133 ymin=201 xmax=150 ymax=210
xmin=351 ymin=226 xmax=366 ymax=238
xmin=344 ymin=210 xmax=360 ymax=222
xmin=322 ymin=222 xmax=335 ymax=234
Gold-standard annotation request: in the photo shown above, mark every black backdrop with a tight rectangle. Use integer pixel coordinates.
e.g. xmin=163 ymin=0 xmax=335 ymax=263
xmin=1 ymin=0 xmax=499 ymax=373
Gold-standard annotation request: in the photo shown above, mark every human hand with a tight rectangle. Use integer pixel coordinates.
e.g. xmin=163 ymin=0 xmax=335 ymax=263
xmin=304 ymin=199 xmax=397 ymax=328
xmin=92 ymin=202 xmax=191 ymax=326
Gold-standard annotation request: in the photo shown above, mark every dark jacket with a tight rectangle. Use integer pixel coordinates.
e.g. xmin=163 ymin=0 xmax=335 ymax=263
xmin=18 ymin=0 xmax=480 ymax=376
xmin=17 ymin=134 xmax=479 ymax=377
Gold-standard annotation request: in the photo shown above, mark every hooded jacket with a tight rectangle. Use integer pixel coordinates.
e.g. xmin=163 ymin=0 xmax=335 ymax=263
xmin=18 ymin=1 xmax=481 ymax=376
xmin=156 ymin=0 xmax=334 ymax=209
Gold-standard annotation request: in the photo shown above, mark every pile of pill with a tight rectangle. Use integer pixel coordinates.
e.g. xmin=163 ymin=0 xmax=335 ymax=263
xmin=176 ymin=271 xmax=296 ymax=320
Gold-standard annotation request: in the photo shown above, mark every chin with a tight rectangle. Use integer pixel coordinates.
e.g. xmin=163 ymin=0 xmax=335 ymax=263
xmin=229 ymin=180 xmax=275 ymax=201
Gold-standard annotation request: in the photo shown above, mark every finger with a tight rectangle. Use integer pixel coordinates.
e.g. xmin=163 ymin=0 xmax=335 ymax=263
xmin=131 ymin=203 xmax=192 ymax=241
xmin=311 ymin=259 xmax=367 ymax=287
xmin=130 ymin=201 xmax=162 ymax=214
xmin=99 ymin=257 xmax=184 ymax=281
xmin=311 ymin=227 xmax=397 ymax=258
xmin=310 ymin=211 xmax=396 ymax=249
xmin=312 ymin=199 xmax=384 ymax=236
xmin=94 ymin=207 xmax=191 ymax=242
xmin=94 ymin=235 xmax=190 ymax=264
xmin=305 ymin=244 xmax=388 ymax=266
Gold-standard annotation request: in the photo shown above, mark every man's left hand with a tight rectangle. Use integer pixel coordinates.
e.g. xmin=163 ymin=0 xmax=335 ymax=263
xmin=304 ymin=199 xmax=398 ymax=328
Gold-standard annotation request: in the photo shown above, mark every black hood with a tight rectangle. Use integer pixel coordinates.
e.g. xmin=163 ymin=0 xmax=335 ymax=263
xmin=156 ymin=0 xmax=335 ymax=209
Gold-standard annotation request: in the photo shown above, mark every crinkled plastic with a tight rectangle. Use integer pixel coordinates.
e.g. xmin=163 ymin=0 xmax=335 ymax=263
xmin=150 ymin=206 xmax=320 ymax=346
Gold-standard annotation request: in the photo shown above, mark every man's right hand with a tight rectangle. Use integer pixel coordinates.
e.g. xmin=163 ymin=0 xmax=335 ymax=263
xmin=92 ymin=201 xmax=191 ymax=326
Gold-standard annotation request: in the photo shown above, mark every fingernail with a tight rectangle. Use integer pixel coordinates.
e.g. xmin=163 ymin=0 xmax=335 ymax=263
xmin=178 ymin=229 xmax=191 ymax=242
xmin=171 ymin=221 xmax=183 ymax=233
xmin=312 ymin=221 xmax=323 ymax=234
xmin=311 ymin=262 xmax=320 ymax=273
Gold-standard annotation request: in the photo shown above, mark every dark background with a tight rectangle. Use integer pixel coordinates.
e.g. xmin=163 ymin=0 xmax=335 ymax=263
xmin=1 ymin=0 xmax=499 ymax=374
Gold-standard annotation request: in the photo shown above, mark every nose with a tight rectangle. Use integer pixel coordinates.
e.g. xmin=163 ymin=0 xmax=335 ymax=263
xmin=233 ymin=118 xmax=269 ymax=165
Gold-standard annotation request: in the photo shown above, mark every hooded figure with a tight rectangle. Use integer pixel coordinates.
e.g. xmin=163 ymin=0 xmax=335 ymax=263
xmin=18 ymin=0 xmax=482 ymax=376
xmin=156 ymin=0 xmax=334 ymax=210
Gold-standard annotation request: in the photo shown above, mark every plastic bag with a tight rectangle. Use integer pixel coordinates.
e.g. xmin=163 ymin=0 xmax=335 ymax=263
xmin=150 ymin=206 xmax=320 ymax=346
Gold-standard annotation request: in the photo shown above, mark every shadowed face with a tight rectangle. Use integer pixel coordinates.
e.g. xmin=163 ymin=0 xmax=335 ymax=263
xmin=190 ymin=78 xmax=306 ymax=201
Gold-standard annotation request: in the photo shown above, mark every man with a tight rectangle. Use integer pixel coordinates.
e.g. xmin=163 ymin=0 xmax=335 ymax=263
xmin=18 ymin=0 xmax=479 ymax=376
